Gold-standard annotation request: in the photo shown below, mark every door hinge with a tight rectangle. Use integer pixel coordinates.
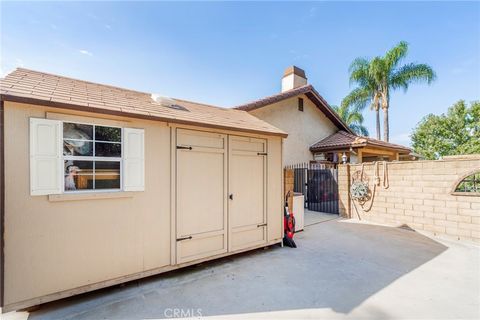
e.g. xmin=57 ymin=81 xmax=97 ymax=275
xmin=176 ymin=236 xmax=193 ymax=242
xmin=177 ymin=146 xmax=193 ymax=150
xmin=257 ymin=223 xmax=267 ymax=227
xmin=257 ymin=152 xmax=268 ymax=156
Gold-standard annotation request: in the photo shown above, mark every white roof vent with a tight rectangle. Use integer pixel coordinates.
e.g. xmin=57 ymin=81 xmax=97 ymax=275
xmin=151 ymin=94 xmax=175 ymax=105
xmin=151 ymin=94 xmax=189 ymax=112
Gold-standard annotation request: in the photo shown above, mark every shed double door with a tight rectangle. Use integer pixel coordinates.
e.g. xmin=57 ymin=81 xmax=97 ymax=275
xmin=175 ymin=129 xmax=267 ymax=264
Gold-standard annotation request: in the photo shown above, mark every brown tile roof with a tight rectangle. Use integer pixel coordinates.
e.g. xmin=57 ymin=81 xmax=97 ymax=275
xmin=0 ymin=68 xmax=287 ymax=137
xmin=234 ymin=84 xmax=352 ymax=133
xmin=310 ymin=131 xmax=411 ymax=153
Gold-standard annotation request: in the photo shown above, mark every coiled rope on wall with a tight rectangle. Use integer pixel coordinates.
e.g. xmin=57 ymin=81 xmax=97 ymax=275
xmin=350 ymin=161 xmax=389 ymax=215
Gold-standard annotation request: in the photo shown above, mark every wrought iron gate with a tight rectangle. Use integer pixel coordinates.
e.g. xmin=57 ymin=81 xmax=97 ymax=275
xmin=287 ymin=163 xmax=339 ymax=214
xmin=306 ymin=168 xmax=339 ymax=214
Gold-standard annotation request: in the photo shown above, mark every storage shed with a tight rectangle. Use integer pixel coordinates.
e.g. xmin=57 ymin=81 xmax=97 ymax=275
xmin=0 ymin=68 xmax=287 ymax=312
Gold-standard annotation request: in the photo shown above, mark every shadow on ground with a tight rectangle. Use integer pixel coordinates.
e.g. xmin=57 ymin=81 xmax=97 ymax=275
xmin=28 ymin=219 xmax=448 ymax=319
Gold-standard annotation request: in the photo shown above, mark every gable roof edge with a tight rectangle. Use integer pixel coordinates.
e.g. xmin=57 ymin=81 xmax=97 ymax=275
xmin=234 ymin=85 xmax=353 ymax=134
xmin=306 ymin=87 xmax=353 ymax=134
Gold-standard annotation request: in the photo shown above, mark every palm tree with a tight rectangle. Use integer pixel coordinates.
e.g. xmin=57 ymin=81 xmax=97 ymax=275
xmin=332 ymin=104 xmax=369 ymax=136
xmin=342 ymin=58 xmax=382 ymax=139
xmin=345 ymin=41 xmax=436 ymax=141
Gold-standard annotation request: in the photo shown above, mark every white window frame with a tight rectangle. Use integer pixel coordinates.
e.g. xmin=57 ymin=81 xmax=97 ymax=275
xmin=62 ymin=120 xmax=123 ymax=194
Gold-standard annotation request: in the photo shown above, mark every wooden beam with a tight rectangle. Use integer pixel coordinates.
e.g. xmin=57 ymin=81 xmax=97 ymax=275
xmin=361 ymin=147 xmax=396 ymax=156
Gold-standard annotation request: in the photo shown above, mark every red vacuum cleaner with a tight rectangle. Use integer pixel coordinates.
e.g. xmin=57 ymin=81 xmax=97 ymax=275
xmin=283 ymin=191 xmax=296 ymax=248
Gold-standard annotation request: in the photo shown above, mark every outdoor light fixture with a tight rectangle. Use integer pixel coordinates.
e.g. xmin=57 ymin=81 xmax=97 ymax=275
xmin=342 ymin=152 xmax=347 ymax=164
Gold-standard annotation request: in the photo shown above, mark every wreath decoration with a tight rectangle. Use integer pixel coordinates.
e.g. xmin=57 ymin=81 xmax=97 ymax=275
xmin=350 ymin=170 xmax=371 ymax=205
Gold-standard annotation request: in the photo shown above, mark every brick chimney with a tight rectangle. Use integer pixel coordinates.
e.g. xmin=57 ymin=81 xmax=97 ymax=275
xmin=281 ymin=66 xmax=307 ymax=92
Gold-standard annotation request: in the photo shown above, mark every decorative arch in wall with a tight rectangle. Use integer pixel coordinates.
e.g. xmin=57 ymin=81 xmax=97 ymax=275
xmin=451 ymin=169 xmax=480 ymax=195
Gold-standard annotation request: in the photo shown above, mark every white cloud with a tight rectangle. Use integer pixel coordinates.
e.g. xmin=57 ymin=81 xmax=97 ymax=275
xmin=79 ymin=50 xmax=93 ymax=57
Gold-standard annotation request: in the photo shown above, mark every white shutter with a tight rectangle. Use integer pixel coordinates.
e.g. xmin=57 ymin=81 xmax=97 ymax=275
xmin=123 ymin=128 xmax=145 ymax=191
xmin=30 ymin=118 xmax=62 ymax=195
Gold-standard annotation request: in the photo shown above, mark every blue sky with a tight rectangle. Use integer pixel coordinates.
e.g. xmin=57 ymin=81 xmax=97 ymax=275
xmin=1 ymin=1 xmax=479 ymax=145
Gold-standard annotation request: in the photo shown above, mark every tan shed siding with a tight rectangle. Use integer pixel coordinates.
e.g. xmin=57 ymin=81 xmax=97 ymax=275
xmin=249 ymin=95 xmax=337 ymax=165
xmin=3 ymin=101 xmax=285 ymax=310
xmin=4 ymin=102 xmax=172 ymax=305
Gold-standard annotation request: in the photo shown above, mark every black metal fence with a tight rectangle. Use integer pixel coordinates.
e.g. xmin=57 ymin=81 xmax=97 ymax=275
xmin=286 ymin=163 xmax=339 ymax=214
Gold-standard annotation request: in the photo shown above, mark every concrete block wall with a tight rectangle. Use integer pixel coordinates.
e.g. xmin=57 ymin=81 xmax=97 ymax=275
xmin=338 ymin=156 xmax=480 ymax=243
xmin=338 ymin=164 xmax=350 ymax=218
xmin=284 ymin=168 xmax=294 ymax=211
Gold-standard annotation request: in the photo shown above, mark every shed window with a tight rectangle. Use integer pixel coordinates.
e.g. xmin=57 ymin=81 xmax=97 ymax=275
xmin=30 ymin=118 xmax=144 ymax=196
xmin=454 ymin=172 xmax=480 ymax=194
xmin=63 ymin=122 xmax=121 ymax=192
xmin=298 ymin=98 xmax=304 ymax=112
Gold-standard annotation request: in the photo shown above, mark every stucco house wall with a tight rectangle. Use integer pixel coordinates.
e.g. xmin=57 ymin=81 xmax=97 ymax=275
xmin=249 ymin=94 xmax=338 ymax=165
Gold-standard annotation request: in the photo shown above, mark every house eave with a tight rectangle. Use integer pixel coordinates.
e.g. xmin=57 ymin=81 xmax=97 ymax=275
xmin=1 ymin=94 xmax=288 ymax=138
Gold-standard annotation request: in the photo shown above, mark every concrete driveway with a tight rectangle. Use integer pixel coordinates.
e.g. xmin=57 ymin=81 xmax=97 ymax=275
xmin=14 ymin=215 xmax=480 ymax=319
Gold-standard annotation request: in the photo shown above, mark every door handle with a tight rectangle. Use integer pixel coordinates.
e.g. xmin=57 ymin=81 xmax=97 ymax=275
xmin=257 ymin=223 xmax=267 ymax=227
xmin=176 ymin=236 xmax=192 ymax=242
xmin=229 ymin=194 xmax=234 ymax=200
xmin=176 ymin=146 xmax=192 ymax=150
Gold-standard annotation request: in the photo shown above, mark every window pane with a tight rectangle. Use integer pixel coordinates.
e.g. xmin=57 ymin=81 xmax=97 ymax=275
xmin=95 ymin=161 xmax=120 ymax=190
xmin=95 ymin=142 xmax=121 ymax=157
xmin=95 ymin=175 xmax=120 ymax=189
xmin=95 ymin=161 xmax=120 ymax=175
xmin=64 ymin=140 xmax=93 ymax=156
xmin=63 ymin=123 xmax=93 ymax=140
xmin=95 ymin=126 xmax=121 ymax=142
xmin=64 ymin=161 xmax=94 ymax=192
xmin=65 ymin=174 xmax=94 ymax=191
xmin=64 ymin=160 xmax=93 ymax=175
xmin=455 ymin=172 xmax=480 ymax=193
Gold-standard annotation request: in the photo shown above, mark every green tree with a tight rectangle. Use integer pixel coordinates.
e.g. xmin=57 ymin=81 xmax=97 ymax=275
xmin=345 ymin=41 xmax=436 ymax=141
xmin=332 ymin=104 xmax=369 ymax=136
xmin=411 ymin=100 xmax=480 ymax=160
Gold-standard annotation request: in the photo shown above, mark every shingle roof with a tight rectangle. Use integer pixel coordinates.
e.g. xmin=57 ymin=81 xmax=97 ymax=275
xmin=234 ymin=84 xmax=352 ymax=133
xmin=0 ymin=68 xmax=287 ymax=137
xmin=310 ymin=131 xmax=411 ymax=153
